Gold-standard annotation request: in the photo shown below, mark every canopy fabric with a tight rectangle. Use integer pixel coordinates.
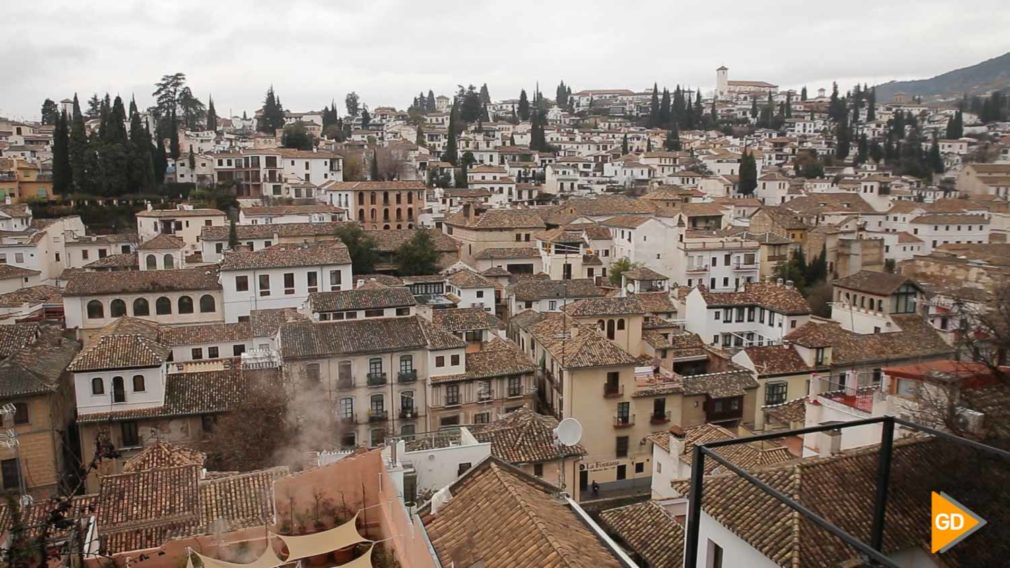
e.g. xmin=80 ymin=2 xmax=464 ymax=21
xmin=194 ymin=542 xmax=284 ymax=568
xmin=278 ymin=512 xmax=367 ymax=561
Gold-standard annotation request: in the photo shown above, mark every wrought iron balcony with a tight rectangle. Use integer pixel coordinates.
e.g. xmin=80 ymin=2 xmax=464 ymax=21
xmin=604 ymin=383 xmax=624 ymax=398
xmin=337 ymin=377 xmax=354 ymax=390
xmin=398 ymin=369 xmax=417 ymax=383
xmin=367 ymin=372 xmax=387 ymax=387
xmin=399 ymin=407 xmax=416 ymax=420
xmin=613 ymin=414 xmax=635 ymax=428
xmin=650 ymin=410 xmax=672 ymax=424
xmin=368 ymin=410 xmax=388 ymax=422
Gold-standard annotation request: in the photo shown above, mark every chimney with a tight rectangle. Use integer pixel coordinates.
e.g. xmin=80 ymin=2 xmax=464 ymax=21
xmin=818 ymin=428 xmax=842 ymax=457
xmin=776 ymin=277 xmax=784 ymax=286
xmin=785 ymin=280 xmax=794 ymax=289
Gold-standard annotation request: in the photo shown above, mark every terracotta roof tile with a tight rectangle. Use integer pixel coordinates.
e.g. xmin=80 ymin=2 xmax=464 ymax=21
xmin=598 ymin=501 xmax=683 ymax=568
xmin=220 ymin=242 xmax=350 ymax=271
xmin=309 ymin=286 xmax=416 ymax=312
xmin=64 ymin=267 xmax=220 ymax=296
xmin=469 ymin=408 xmax=586 ymax=464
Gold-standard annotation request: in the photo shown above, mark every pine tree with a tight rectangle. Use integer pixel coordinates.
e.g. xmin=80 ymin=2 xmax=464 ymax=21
xmin=86 ymin=94 xmax=101 ymax=118
xmin=52 ymin=111 xmax=71 ymax=195
xmin=40 ymin=99 xmax=59 ymax=125
xmin=442 ymin=102 xmax=459 ymax=165
xmin=258 ymin=87 xmax=285 ymax=134
xmin=68 ymin=95 xmax=88 ymax=193
xmin=206 ymin=96 xmax=218 ymax=132
xmin=800 ymin=86 xmax=807 ymax=101
xmin=345 ymin=92 xmax=360 ymax=117
xmin=517 ymin=90 xmax=530 ymax=121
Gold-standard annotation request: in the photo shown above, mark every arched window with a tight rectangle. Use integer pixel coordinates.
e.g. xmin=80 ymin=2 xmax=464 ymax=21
xmin=370 ymin=192 xmax=376 ymax=205
xmin=199 ymin=294 xmax=216 ymax=313
xmin=617 ymin=318 xmax=626 ymax=331
xmin=597 ymin=319 xmax=605 ymax=331
xmin=156 ymin=296 xmax=172 ymax=315
xmin=87 ymin=300 xmax=104 ymax=319
xmin=357 ymin=192 xmax=364 ymax=205
xmin=133 ymin=298 xmax=150 ymax=316
xmin=91 ymin=377 xmax=104 ymax=395
xmin=110 ymin=299 xmax=126 ymax=317
xmin=383 ymin=209 xmax=389 ymax=221
xmin=146 ymin=254 xmax=157 ymax=270
xmin=178 ymin=296 xmax=194 ymax=314
xmin=358 ymin=209 xmax=365 ymax=222
xmin=163 ymin=254 xmax=174 ymax=269
xmin=606 ymin=319 xmax=615 ymax=340
xmin=132 ymin=375 xmax=145 ymax=392
xmin=112 ymin=377 xmax=126 ymax=403
xmin=370 ymin=209 xmax=376 ymax=220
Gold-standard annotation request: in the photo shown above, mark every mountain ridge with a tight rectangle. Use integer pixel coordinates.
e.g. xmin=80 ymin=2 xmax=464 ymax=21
xmin=874 ymin=52 xmax=1010 ymax=102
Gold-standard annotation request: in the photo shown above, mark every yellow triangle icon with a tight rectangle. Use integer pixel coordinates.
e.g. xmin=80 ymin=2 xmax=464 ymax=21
xmin=932 ymin=491 xmax=985 ymax=554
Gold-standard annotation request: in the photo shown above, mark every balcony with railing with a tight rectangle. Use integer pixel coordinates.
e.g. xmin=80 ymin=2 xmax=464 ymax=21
xmin=339 ymin=413 xmax=356 ymax=425
xmin=732 ymin=262 xmax=758 ymax=271
xmin=398 ymin=369 xmax=418 ymax=383
xmin=337 ymin=377 xmax=355 ymax=390
xmin=613 ymin=413 xmax=635 ymax=428
xmin=367 ymin=372 xmax=387 ymax=387
xmin=604 ymin=383 xmax=624 ymax=398
xmin=478 ymin=389 xmax=493 ymax=402
xmin=368 ymin=409 xmax=388 ymax=422
xmin=399 ymin=407 xmax=416 ymax=420
xmin=815 ymin=376 xmax=881 ymax=414
xmin=685 ymin=264 xmax=710 ymax=274
xmin=650 ymin=410 xmax=672 ymax=424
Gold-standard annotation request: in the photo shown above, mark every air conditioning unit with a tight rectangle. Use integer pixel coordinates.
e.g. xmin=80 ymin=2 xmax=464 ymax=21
xmin=955 ymin=407 xmax=984 ymax=435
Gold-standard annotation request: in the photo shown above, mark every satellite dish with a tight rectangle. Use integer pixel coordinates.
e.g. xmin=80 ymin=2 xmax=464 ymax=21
xmin=554 ymin=418 xmax=583 ymax=446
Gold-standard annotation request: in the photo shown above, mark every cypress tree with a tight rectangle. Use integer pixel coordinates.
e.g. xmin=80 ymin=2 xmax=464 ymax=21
xmin=739 ymin=150 xmax=757 ymax=195
xmin=169 ymin=111 xmax=181 ymax=160
xmin=648 ymin=83 xmax=660 ymax=128
xmin=800 ymin=86 xmax=807 ymax=101
xmin=442 ymin=102 xmax=459 ymax=165
xmin=153 ymin=129 xmax=168 ymax=184
xmin=517 ymin=90 xmax=530 ymax=121
xmin=621 ymin=134 xmax=628 ymax=155
xmin=426 ymin=90 xmax=436 ymax=113
xmin=206 ymin=96 xmax=218 ymax=132
xmin=785 ymin=91 xmax=793 ymax=118
xmin=370 ymin=150 xmax=380 ymax=181
xmin=664 ymin=126 xmax=681 ymax=151
xmin=751 ymin=96 xmax=758 ymax=119
xmin=479 ymin=83 xmax=491 ymax=105
xmin=928 ymin=135 xmax=944 ymax=174
xmin=659 ymin=88 xmax=671 ymax=127
xmin=52 ymin=111 xmax=71 ymax=195
xmin=68 ymin=95 xmax=88 ymax=194
xmin=128 ymin=99 xmax=155 ymax=192
xmin=228 ymin=217 xmax=238 ymax=249
xmin=856 ymin=133 xmax=869 ymax=164
xmin=866 ymin=88 xmax=876 ymax=122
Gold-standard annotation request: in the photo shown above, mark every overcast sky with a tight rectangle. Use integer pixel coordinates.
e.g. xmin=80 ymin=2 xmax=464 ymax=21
xmin=4 ymin=0 xmax=1009 ymax=121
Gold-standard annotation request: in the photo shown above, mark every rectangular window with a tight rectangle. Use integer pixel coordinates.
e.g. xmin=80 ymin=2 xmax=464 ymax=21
xmin=446 ymin=385 xmax=460 ymax=406
xmin=765 ymin=382 xmax=788 ymax=406
xmin=339 ymin=397 xmax=354 ymax=419
xmin=707 ymin=540 xmax=724 ymax=568
xmin=258 ymin=274 xmax=270 ymax=296
xmin=235 ymin=275 xmax=249 ymax=292
xmin=440 ymin=414 xmax=460 ymax=427
xmin=534 ymin=463 xmax=544 ymax=477
xmin=306 ymin=363 xmax=321 ymax=383
xmin=208 ymin=346 xmax=219 ymax=359
xmin=121 ymin=421 xmax=140 ymax=447
xmin=451 ymin=354 xmax=460 ymax=366
xmin=307 ymin=271 xmax=318 ymax=293
xmin=364 ymin=309 xmax=383 ymax=317
xmin=12 ymin=402 xmax=28 ymax=425
xmin=329 ymin=270 xmax=342 ymax=290
xmin=474 ymin=412 xmax=491 ymax=424
xmin=436 ymin=356 xmax=445 ymax=367
xmin=1 ymin=459 xmax=19 ymax=491
xmin=616 ymin=435 xmax=629 ymax=458
xmin=508 ymin=376 xmax=522 ymax=397
xmin=233 ymin=344 xmax=246 ymax=357
xmin=395 ymin=307 xmax=410 ymax=316
xmin=283 ymin=272 xmax=295 ymax=294
xmin=192 ymin=348 xmax=203 ymax=360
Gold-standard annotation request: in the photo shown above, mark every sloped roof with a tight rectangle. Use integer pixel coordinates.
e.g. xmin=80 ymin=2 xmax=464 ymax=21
xmin=469 ymin=407 xmax=586 ymax=464
xmin=220 ymin=242 xmax=350 ymax=271
xmin=511 ymin=278 xmax=604 ymax=302
xmin=280 ymin=315 xmax=464 ymax=359
xmin=785 ymin=315 xmax=952 ymax=365
xmin=419 ymin=458 xmax=623 ymax=568
xmin=64 ymin=266 xmax=220 ymax=296
xmin=138 ymin=234 xmax=186 ymax=251
xmin=832 ymin=270 xmax=917 ymax=296
xmin=460 ymin=337 xmax=536 ymax=381
xmin=432 ymin=307 xmax=504 ymax=333
xmin=309 ymin=286 xmax=416 ymax=312
xmin=598 ymin=501 xmax=684 ymax=568
xmin=698 ymin=282 xmax=811 ymax=315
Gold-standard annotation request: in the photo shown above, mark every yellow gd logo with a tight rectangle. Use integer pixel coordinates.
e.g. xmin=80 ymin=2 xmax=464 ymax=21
xmin=932 ymin=491 xmax=985 ymax=554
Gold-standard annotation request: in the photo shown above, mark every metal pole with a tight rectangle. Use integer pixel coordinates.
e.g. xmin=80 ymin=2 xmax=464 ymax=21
xmin=700 ymin=447 xmax=900 ymax=567
xmin=870 ymin=417 xmax=894 ymax=552
xmin=683 ymin=445 xmax=706 ymax=568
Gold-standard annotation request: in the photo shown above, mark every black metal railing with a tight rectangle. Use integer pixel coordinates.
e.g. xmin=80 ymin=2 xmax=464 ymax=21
xmin=367 ymin=372 xmax=387 ymax=386
xmin=683 ymin=415 xmax=1010 ymax=567
xmin=398 ymin=369 xmax=417 ymax=383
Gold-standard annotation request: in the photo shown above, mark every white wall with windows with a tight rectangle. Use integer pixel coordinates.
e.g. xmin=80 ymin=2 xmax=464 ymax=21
xmin=73 ymin=366 xmax=166 ymax=416
xmin=221 ymin=263 xmax=352 ymax=322
xmin=64 ymin=290 xmax=223 ymax=331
